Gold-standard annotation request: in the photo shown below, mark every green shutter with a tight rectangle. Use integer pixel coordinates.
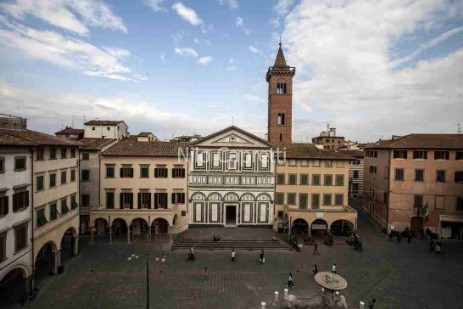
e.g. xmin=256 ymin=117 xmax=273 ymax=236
xmin=130 ymin=168 xmax=134 ymax=178
xmin=147 ymin=194 xmax=152 ymax=209
xmin=120 ymin=193 xmax=123 ymax=209
xmin=129 ymin=193 xmax=133 ymax=209
xmin=138 ymin=193 xmax=141 ymax=209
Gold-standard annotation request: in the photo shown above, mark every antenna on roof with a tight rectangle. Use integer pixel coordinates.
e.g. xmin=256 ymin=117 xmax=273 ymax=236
xmin=279 ymin=35 xmax=282 ymax=47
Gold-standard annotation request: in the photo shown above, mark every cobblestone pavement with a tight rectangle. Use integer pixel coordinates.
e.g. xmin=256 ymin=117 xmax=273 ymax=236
xmin=28 ymin=199 xmax=463 ymax=309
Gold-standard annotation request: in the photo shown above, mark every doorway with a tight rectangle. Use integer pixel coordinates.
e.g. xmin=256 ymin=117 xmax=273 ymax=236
xmin=225 ymin=205 xmax=237 ymax=226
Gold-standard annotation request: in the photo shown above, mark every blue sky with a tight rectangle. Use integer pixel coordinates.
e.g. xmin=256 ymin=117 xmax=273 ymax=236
xmin=0 ymin=0 xmax=462 ymax=142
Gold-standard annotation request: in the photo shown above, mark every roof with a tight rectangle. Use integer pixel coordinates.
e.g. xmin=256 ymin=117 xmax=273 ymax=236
xmin=84 ymin=120 xmax=124 ymax=126
xmin=273 ymin=43 xmax=288 ymax=67
xmin=190 ymin=125 xmax=274 ymax=147
xmin=138 ymin=132 xmax=153 ymax=137
xmin=55 ymin=127 xmax=84 ymax=135
xmin=281 ymin=143 xmax=354 ymax=160
xmin=102 ymin=136 xmax=188 ymax=157
xmin=0 ymin=129 xmax=81 ymax=147
xmin=80 ymin=138 xmax=116 ymax=151
xmin=365 ymin=134 xmax=463 ymax=150
xmin=338 ymin=150 xmax=364 ymax=158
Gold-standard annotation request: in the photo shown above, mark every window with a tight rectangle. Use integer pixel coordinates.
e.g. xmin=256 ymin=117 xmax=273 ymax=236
xmin=61 ymin=198 xmax=69 ymax=214
xmin=92 ymin=126 xmax=95 ymax=131
xmin=228 ymin=153 xmax=238 ymax=170
xmin=277 ymin=82 xmax=287 ymax=94
xmin=138 ymin=192 xmax=152 ymax=209
xmin=277 ymin=174 xmax=285 ymax=185
xmin=287 ymin=193 xmax=296 ymax=205
xmin=383 ymin=192 xmax=388 ymax=204
xmin=36 ymin=148 xmax=44 ymax=160
xmin=335 ymin=194 xmax=344 ymax=205
xmin=70 ymin=149 xmax=76 ymax=158
xmin=36 ymin=175 xmax=44 ymax=191
xmin=140 ymin=165 xmax=149 ymax=178
xmin=211 ymin=152 xmax=221 ymax=168
xmin=413 ymin=151 xmax=427 ymax=160
xmin=366 ymin=150 xmax=378 ymax=158
xmin=277 ymin=113 xmax=286 ymax=125
xmin=71 ymin=195 xmax=78 ymax=209
xmin=311 ymin=194 xmax=320 ymax=210
xmin=312 ymin=174 xmax=321 ymax=186
xmin=37 ymin=207 xmax=47 ymax=227
xmin=0 ymin=195 xmax=8 ymax=217
xmin=434 ymin=151 xmax=449 ymax=160
xmin=414 ymin=195 xmax=423 ymax=208
xmin=107 ymin=126 xmax=110 ymax=131
xmin=301 ymin=159 xmax=308 ymax=167
xmin=82 ymin=153 xmax=89 ymax=161
xmin=289 ymin=159 xmax=296 ymax=166
xmin=395 ymin=168 xmax=404 ymax=181
xmin=352 ymin=183 xmax=359 ymax=193
xmin=154 ymin=167 xmax=168 ymax=178
xmin=13 ymin=190 xmax=28 ymax=212
xmin=353 ymin=170 xmax=359 ymax=179
xmin=260 ymin=153 xmax=269 ymax=169
xmin=324 ymin=160 xmax=332 ymax=167
xmin=172 ymin=167 xmax=186 ymax=178
xmin=49 ymin=148 xmax=57 ymax=159
xmin=436 ymin=170 xmax=446 ymax=183
xmin=61 ymin=148 xmax=67 ymax=158
xmin=70 ymin=169 xmax=76 ymax=182
xmin=415 ymin=169 xmax=424 ymax=182
xmin=369 ymin=165 xmax=377 ymax=174
xmin=49 ymin=203 xmax=58 ymax=221
xmin=243 ymin=152 xmax=252 ymax=168
xmin=276 ymin=193 xmax=284 ymax=204
xmin=393 ymin=150 xmax=407 ymax=159
xmin=324 ymin=174 xmax=333 ymax=186
xmin=106 ymin=165 xmax=115 ymax=178
xmin=0 ymin=157 xmax=4 ymax=173
xmin=312 ymin=160 xmax=321 ymax=167
xmin=120 ymin=192 xmax=133 ymax=209
xmin=300 ymin=174 xmax=309 ymax=185
xmin=196 ymin=152 xmax=207 ymax=168
xmin=457 ymin=152 xmax=463 ymax=160
xmin=457 ymin=197 xmax=463 ymax=211
xmin=61 ymin=170 xmax=67 ymax=184
xmin=49 ymin=173 xmax=56 ymax=187
xmin=82 ymin=194 xmax=90 ymax=207
xmin=14 ymin=222 xmax=28 ymax=253
xmin=299 ymin=193 xmax=308 ymax=209
xmin=277 ymin=211 xmax=284 ymax=218
xmin=0 ymin=232 xmax=5 ymax=261
xmin=106 ymin=192 xmax=114 ymax=209
xmin=455 ymin=171 xmax=463 ymax=183
xmin=323 ymin=194 xmax=332 ymax=205
xmin=353 ymin=159 xmax=361 ymax=165
xmin=154 ymin=193 xmax=168 ymax=209
xmin=288 ymin=174 xmax=297 ymax=185
xmin=14 ymin=157 xmax=26 ymax=171
xmin=335 ymin=175 xmax=344 ymax=186
xmin=171 ymin=193 xmax=185 ymax=204
xmin=120 ymin=166 xmax=134 ymax=178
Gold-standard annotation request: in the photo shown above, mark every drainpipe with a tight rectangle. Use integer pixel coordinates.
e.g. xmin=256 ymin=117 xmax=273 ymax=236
xmin=386 ymin=149 xmax=391 ymax=230
xmin=29 ymin=148 xmax=35 ymax=294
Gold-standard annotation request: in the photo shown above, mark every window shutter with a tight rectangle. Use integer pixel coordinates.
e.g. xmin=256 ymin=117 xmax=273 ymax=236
xmin=148 ymin=194 xmax=152 ymax=209
xmin=171 ymin=193 xmax=175 ymax=204
xmin=138 ymin=193 xmax=141 ymax=209
xmin=25 ymin=192 xmax=29 ymax=207
xmin=120 ymin=193 xmax=123 ymax=209
xmin=120 ymin=168 xmax=123 ymax=177
xmin=154 ymin=193 xmax=158 ymax=209
xmin=129 ymin=193 xmax=133 ymax=209
xmin=130 ymin=168 xmax=134 ymax=178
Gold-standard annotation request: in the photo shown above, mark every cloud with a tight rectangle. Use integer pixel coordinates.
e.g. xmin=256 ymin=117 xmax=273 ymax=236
xmin=244 ymin=29 xmax=250 ymax=35
xmin=236 ymin=16 xmax=243 ymax=27
xmin=244 ymin=94 xmax=265 ymax=103
xmin=226 ymin=66 xmax=237 ymax=71
xmin=249 ymin=45 xmax=259 ymax=54
xmin=0 ymin=0 xmax=127 ymax=36
xmin=274 ymin=0 xmax=294 ymax=16
xmin=174 ymin=47 xmax=198 ymax=57
xmin=144 ymin=0 xmax=165 ymax=12
xmin=218 ymin=0 xmax=238 ymax=10
xmin=269 ymin=18 xmax=280 ymax=29
xmin=0 ymin=18 xmax=140 ymax=81
xmin=172 ymin=2 xmax=203 ymax=26
xmin=197 ymin=56 xmax=213 ymax=65
xmin=193 ymin=38 xmax=199 ymax=44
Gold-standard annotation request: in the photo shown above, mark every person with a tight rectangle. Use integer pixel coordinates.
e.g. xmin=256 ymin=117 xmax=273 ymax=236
xmin=231 ymin=248 xmax=236 ymax=262
xmin=313 ymin=241 xmax=319 ymax=255
xmin=287 ymin=272 xmax=295 ymax=288
xmin=331 ymin=263 xmax=337 ymax=274
xmin=273 ymin=235 xmax=277 ymax=242
xmin=397 ymin=234 xmax=402 ymax=244
xmin=312 ymin=264 xmax=318 ymax=276
xmin=187 ymin=248 xmax=195 ymax=261
xmin=259 ymin=249 xmax=265 ymax=264
xmin=435 ymin=241 xmax=442 ymax=255
xmin=202 ymin=266 xmax=208 ymax=280
xmin=368 ymin=298 xmax=376 ymax=309
xmin=388 ymin=230 xmax=393 ymax=242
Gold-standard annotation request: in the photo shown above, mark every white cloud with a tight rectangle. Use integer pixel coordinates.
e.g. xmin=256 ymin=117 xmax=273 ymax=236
xmin=197 ymin=56 xmax=213 ymax=65
xmin=249 ymin=45 xmax=259 ymax=54
xmin=144 ymin=0 xmax=165 ymax=12
xmin=174 ymin=47 xmax=198 ymax=57
xmin=172 ymin=2 xmax=203 ymax=26
xmin=218 ymin=0 xmax=238 ymax=10
xmin=226 ymin=66 xmax=237 ymax=71
xmin=193 ymin=38 xmax=199 ymax=44
xmin=244 ymin=94 xmax=265 ymax=103
xmin=269 ymin=18 xmax=280 ymax=29
xmin=236 ymin=16 xmax=243 ymax=27
xmin=229 ymin=58 xmax=234 ymax=63
xmin=160 ymin=52 xmax=166 ymax=62
xmin=0 ymin=0 xmax=127 ymax=36
xmin=274 ymin=0 xmax=294 ymax=16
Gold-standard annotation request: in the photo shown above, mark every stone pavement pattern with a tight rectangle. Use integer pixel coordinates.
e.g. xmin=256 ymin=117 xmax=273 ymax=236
xmin=26 ymin=200 xmax=463 ymax=309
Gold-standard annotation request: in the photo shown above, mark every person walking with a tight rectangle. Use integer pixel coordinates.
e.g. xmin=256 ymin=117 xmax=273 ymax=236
xmin=259 ymin=249 xmax=265 ymax=264
xmin=287 ymin=272 xmax=295 ymax=288
xmin=202 ymin=266 xmax=209 ymax=280
xmin=313 ymin=241 xmax=320 ymax=255
xmin=231 ymin=248 xmax=236 ymax=262
xmin=331 ymin=263 xmax=337 ymax=274
xmin=368 ymin=298 xmax=376 ymax=309
xmin=187 ymin=248 xmax=195 ymax=261
xmin=312 ymin=264 xmax=318 ymax=276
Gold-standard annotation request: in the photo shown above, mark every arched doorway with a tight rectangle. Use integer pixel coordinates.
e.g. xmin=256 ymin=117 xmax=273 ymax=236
xmin=111 ymin=218 xmax=128 ymax=240
xmin=94 ymin=218 xmax=109 ymax=237
xmin=410 ymin=216 xmax=424 ymax=232
xmin=60 ymin=227 xmax=77 ymax=264
xmin=292 ymin=219 xmax=309 ymax=234
xmin=131 ymin=218 xmax=149 ymax=241
xmin=0 ymin=268 xmax=28 ymax=308
xmin=34 ymin=241 xmax=58 ymax=283
xmin=311 ymin=219 xmax=328 ymax=236
xmin=330 ymin=220 xmax=354 ymax=236
xmin=152 ymin=218 xmax=169 ymax=235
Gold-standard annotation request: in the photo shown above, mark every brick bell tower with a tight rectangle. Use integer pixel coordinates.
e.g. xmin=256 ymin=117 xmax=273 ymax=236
xmin=266 ymin=41 xmax=295 ymax=146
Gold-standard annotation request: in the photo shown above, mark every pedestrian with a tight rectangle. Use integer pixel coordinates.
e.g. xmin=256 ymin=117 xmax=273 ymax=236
xmin=187 ymin=247 xmax=195 ymax=261
xmin=202 ymin=266 xmax=208 ymax=280
xmin=368 ymin=298 xmax=376 ymax=309
xmin=331 ymin=263 xmax=337 ymax=274
xmin=287 ymin=272 xmax=295 ymax=288
xmin=388 ymin=230 xmax=393 ymax=242
xmin=231 ymin=248 xmax=236 ymax=262
xmin=273 ymin=235 xmax=277 ymax=242
xmin=397 ymin=234 xmax=402 ymax=244
xmin=259 ymin=249 xmax=265 ymax=264
xmin=312 ymin=264 xmax=318 ymax=276
xmin=313 ymin=241 xmax=319 ymax=255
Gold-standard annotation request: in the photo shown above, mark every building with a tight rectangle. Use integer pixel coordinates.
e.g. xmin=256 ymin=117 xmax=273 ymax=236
xmin=267 ymin=42 xmax=295 ymax=146
xmin=171 ymin=134 xmax=201 ymax=143
xmin=137 ymin=132 xmax=158 ymax=142
xmin=275 ymin=143 xmax=357 ymax=235
xmin=363 ymin=134 xmax=463 ymax=239
xmin=83 ymin=120 xmax=128 ymax=140
xmin=55 ymin=127 xmax=84 ymax=140
xmin=90 ymin=136 xmax=189 ymax=242
xmin=188 ymin=126 xmax=275 ymax=227
xmin=339 ymin=149 xmax=364 ymax=198
xmin=312 ymin=126 xmax=345 ymax=150
xmin=0 ymin=114 xmax=27 ymax=130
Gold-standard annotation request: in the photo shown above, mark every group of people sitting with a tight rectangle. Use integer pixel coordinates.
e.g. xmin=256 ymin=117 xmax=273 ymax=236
xmin=350 ymin=233 xmax=363 ymax=251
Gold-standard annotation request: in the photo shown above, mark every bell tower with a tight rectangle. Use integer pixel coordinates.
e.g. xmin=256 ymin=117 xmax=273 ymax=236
xmin=266 ymin=41 xmax=295 ymax=146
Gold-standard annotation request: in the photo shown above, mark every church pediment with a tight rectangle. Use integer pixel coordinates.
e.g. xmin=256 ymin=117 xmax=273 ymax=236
xmin=192 ymin=126 xmax=273 ymax=148
xmin=213 ymin=134 xmax=252 ymax=144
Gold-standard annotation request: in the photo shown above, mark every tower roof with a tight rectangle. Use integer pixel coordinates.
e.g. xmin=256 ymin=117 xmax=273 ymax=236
xmin=273 ymin=43 xmax=288 ymax=68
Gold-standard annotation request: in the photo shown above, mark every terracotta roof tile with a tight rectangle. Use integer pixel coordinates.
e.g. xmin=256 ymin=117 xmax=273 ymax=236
xmin=365 ymin=134 xmax=463 ymax=149
xmin=80 ymin=138 xmax=116 ymax=151
xmin=84 ymin=120 xmax=124 ymax=126
xmin=0 ymin=129 xmax=81 ymax=147
xmin=338 ymin=149 xmax=364 ymax=158
xmin=102 ymin=136 xmax=188 ymax=157
xmin=55 ymin=127 xmax=84 ymax=135
xmin=281 ymin=143 xmax=354 ymax=160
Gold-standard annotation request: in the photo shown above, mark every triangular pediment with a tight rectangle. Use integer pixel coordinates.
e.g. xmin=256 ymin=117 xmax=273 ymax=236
xmin=192 ymin=126 xmax=273 ymax=148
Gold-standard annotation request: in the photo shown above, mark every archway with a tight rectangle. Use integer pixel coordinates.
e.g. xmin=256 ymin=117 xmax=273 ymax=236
xmin=111 ymin=218 xmax=128 ymax=240
xmin=131 ymin=218 xmax=149 ymax=241
xmin=94 ymin=218 xmax=109 ymax=237
xmin=0 ymin=268 xmax=28 ymax=307
xmin=152 ymin=218 xmax=169 ymax=235
xmin=60 ymin=227 xmax=77 ymax=264
xmin=311 ymin=219 xmax=328 ymax=236
xmin=292 ymin=219 xmax=309 ymax=234
xmin=34 ymin=241 xmax=58 ymax=284
xmin=330 ymin=220 xmax=354 ymax=236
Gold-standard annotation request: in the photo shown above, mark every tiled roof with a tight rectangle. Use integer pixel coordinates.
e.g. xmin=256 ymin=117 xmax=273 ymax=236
xmin=338 ymin=149 xmax=364 ymax=158
xmin=281 ymin=143 xmax=354 ymax=160
xmin=80 ymin=138 xmax=116 ymax=151
xmin=273 ymin=44 xmax=288 ymax=67
xmin=102 ymin=136 xmax=188 ymax=157
xmin=0 ymin=129 xmax=81 ymax=147
xmin=84 ymin=120 xmax=124 ymax=126
xmin=55 ymin=127 xmax=84 ymax=135
xmin=138 ymin=132 xmax=153 ymax=137
xmin=191 ymin=125 xmax=274 ymax=147
xmin=365 ymin=134 xmax=463 ymax=149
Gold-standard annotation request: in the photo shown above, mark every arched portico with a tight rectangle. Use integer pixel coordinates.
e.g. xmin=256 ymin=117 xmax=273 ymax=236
xmin=311 ymin=219 xmax=329 ymax=236
xmin=152 ymin=218 xmax=169 ymax=234
xmin=0 ymin=267 xmax=31 ymax=307
xmin=330 ymin=219 xmax=355 ymax=236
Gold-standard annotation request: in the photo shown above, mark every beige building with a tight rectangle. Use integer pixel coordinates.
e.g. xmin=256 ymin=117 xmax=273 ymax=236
xmin=83 ymin=120 xmax=128 ymax=140
xmin=363 ymin=134 xmax=463 ymax=239
xmin=312 ymin=126 xmax=346 ymax=150
xmin=90 ymin=135 xmax=189 ymax=243
xmin=275 ymin=143 xmax=357 ymax=236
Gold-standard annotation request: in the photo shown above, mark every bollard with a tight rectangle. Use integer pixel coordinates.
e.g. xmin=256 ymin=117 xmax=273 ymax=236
xmin=284 ymin=288 xmax=289 ymax=298
xmin=359 ymin=301 xmax=365 ymax=309
xmin=321 ymin=288 xmax=325 ymax=294
xmin=261 ymin=301 xmax=266 ymax=309
xmin=274 ymin=291 xmax=279 ymax=302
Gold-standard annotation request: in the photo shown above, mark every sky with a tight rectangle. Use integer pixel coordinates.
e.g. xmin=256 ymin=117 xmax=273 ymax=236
xmin=0 ymin=0 xmax=462 ymax=142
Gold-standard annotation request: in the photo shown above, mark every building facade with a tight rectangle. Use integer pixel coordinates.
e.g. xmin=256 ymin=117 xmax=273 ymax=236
xmin=312 ymin=126 xmax=345 ymax=150
xmin=188 ymin=126 xmax=275 ymax=227
xmin=363 ymin=134 xmax=463 ymax=239
xmin=83 ymin=120 xmax=128 ymax=140
xmin=340 ymin=150 xmax=364 ymax=198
